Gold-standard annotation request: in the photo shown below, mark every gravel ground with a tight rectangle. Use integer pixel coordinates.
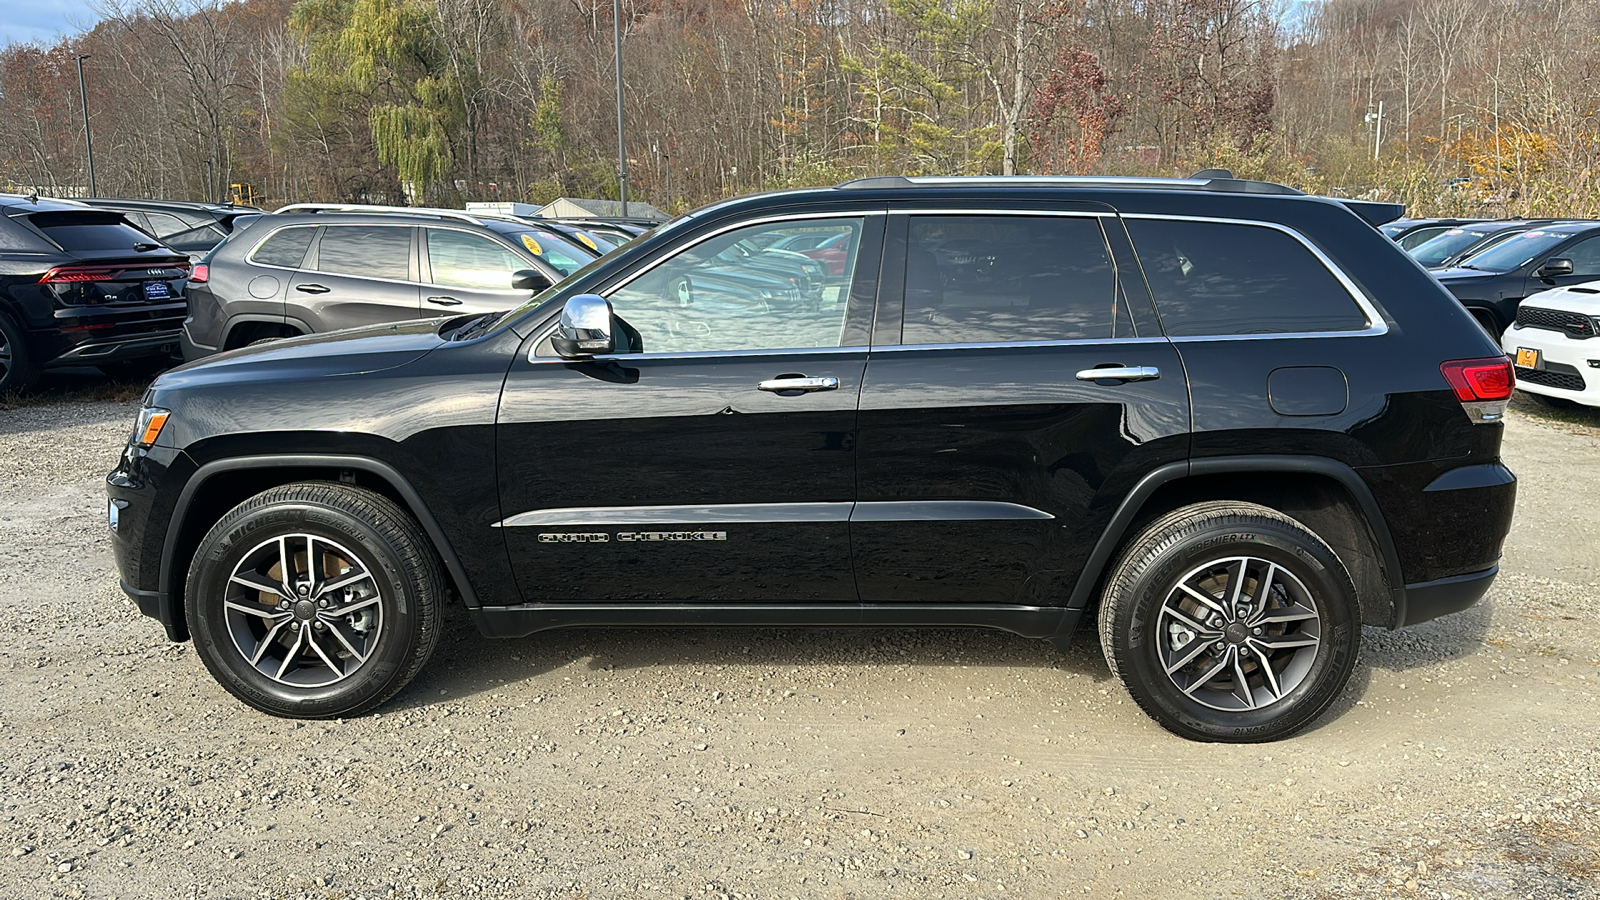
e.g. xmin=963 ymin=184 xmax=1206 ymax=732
xmin=1 ymin=382 xmax=1597 ymax=900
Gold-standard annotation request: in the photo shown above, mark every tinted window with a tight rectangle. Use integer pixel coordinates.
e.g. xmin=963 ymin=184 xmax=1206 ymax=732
xmin=1560 ymin=235 xmax=1600 ymax=277
xmin=426 ymin=229 xmax=528 ymax=290
xmin=315 ymin=226 xmax=411 ymax=280
xmin=1410 ymin=229 xmax=1495 ymax=267
xmin=1396 ymin=226 xmax=1452 ymax=251
xmin=903 ymin=215 xmax=1119 ymax=344
xmin=250 ymin=226 xmax=316 ymax=268
xmin=142 ymin=212 xmax=192 ymax=239
xmin=27 ymin=211 xmax=157 ymax=251
xmin=1126 ymin=219 xmax=1369 ymax=336
xmin=604 ymin=218 xmax=864 ymax=354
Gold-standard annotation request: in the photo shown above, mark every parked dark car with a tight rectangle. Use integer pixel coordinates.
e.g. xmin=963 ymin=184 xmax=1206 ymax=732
xmin=0 ymin=194 xmax=190 ymax=391
xmin=110 ymin=172 xmax=1515 ymax=743
xmin=181 ymin=205 xmax=577 ymax=358
xmin=1407 ymin=220 xmax=1558 ymax=270
xmin=1380 ymin=217 xmax=1485 ymax=251
xmin=1433 ymin=221 xmax=1600 ymax=333
xmin=552 ymin=218 xmax=653 ymax=245
xmin=536 ymin=221 xmax=619 ymax=254
xmin=82 ymin=198 xmax=263 ymax=260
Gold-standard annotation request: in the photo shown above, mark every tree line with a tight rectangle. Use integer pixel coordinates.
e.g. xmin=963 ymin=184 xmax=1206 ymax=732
xmin=3 ymin=0 xmax=1599 ymax=217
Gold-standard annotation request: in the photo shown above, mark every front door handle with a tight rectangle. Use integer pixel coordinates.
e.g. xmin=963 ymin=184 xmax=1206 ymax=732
xmin=758 ymin=375 xmax=840 ymax=393
xmin=295 ymin=283 xmax=330 ymax=294
xmin=1076 ymin=365 xmax=1160 ymax=383
xmin=426 ymin=295 xmax=463 ymax=306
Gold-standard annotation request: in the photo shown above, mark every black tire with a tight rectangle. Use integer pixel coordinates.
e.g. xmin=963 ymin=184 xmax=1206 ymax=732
xmin=1098 ymin=501 xmax=1360 ymax=743
xmin=184 ymin=482 xmax=443 ymax=718
xmin=0 ymin=312 xmax=38 ymax=394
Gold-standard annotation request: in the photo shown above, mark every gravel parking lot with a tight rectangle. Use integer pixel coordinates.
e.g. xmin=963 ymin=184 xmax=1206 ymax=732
xmin=1 ymin=381 xmax=1597 ymax=900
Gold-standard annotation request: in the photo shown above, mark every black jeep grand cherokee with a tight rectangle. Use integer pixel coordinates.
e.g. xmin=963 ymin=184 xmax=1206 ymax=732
xmin=108 ymin=174 xmax=1517 ymax=742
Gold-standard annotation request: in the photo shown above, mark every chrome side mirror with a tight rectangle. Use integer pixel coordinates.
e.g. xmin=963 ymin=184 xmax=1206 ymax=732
xmin=551 ymin=294 xmax=614 ymax=358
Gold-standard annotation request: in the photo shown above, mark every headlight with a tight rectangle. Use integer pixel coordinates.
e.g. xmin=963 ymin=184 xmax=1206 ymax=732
xmin=132 ymin=406 xmax=171 ymax=448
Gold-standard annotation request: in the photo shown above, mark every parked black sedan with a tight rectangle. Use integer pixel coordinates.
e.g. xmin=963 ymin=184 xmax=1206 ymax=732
xmin=1408 ymin=220 xmax=1557 ymax=270
xmin=1433 ymin=221 xmax=1600 ymax=333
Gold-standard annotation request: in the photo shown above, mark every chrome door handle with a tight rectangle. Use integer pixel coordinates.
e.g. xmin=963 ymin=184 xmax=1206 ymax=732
xmin=295 ymin=283 xmax=330 ymax=294
xmin=427 ymin=296 xmax=463 ymax=306
xmin=1076 ymin=365 xmax=1160 ymax=383
xmin=758 ymin=376 xmax=840 ymax=393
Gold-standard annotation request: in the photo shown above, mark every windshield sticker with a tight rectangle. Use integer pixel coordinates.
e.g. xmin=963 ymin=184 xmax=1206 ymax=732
xmin=576 ymin=233 xmax=598 ymax=251
xmin=521 ymin=235 xmax=543 ymax=255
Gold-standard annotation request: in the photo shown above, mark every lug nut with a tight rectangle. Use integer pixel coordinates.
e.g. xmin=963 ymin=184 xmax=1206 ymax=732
xmin=1252 ymin=627 xmax=1263 ymax=636
xmin=317 ymin=599 xmax=328 ymax=608
xmin=1213 ymin=641 xmax=1226 ymax=652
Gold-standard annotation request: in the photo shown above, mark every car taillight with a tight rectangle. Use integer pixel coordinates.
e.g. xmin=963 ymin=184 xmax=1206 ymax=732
xmin=190 ymin=264 xmax=209 ymax=284
xmin=1441 ymin=356 xmax=1514 ymax=423
xmin=40 ymin=266 xmax=118 ymax=283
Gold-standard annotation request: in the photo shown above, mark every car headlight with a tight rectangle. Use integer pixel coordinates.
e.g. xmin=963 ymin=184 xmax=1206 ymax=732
xmin=132 ymin=406 xmax=171 ymax=448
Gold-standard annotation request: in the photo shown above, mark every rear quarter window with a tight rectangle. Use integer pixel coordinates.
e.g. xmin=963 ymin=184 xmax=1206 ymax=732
xmin=26 ymin=210 xmax=157 ymax=252
xmin=1125 ymin=218 xmax=1371 ymax=336
xmin=249 ymin=226 xmax=317 ymax=268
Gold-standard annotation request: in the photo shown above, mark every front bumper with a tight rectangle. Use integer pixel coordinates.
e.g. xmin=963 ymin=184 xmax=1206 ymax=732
xmin=1501 ymin=324 xmax=1600 ymax=407
xmin=107 ymin=442 xmax=190 ymax=641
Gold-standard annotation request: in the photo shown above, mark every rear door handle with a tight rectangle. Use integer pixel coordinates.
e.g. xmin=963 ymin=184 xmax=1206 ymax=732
xmin=295 ymin=283 xmax=330 ymax=294
xmin=1076 ymin=365 xmax=1160 ymax=383
xmin=758 ymin=376 xmax=840 ymax=393
xmin=426 ymin=296 xmax=463 ymax=306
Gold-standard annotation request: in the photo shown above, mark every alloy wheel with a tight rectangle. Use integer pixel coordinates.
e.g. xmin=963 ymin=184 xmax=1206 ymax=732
xmin=1155 ymin=556 xmax=1322 ymax=712
xmin=223 ymin=533 xmax=385 ymax=688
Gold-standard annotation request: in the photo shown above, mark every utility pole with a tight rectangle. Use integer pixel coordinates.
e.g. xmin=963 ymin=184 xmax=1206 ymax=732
xmin=613 ymin=0 xmax=628 ymax=217
xmin=76 ymin=55 xmax=98 ymax=197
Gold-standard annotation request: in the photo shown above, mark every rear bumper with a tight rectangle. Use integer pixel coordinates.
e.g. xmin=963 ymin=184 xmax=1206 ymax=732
xmin=49 ymin=328 xmax=182 ymax=366
xmin=1397 ymin=565 xmax=1498 ymax=628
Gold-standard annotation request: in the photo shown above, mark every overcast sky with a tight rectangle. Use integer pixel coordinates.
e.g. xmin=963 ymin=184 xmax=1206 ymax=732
xmin=3 ymin=0 xmax=100 ymax=46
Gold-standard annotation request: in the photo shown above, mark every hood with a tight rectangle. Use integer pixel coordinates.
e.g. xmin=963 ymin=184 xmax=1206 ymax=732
xmin=1520 ymin=282 xmax=1600 ymax=316
xmin=1430 ymin=266 xmax=1501 ymax=281
xmin=157 ymin=319 xmax=448 ymax=389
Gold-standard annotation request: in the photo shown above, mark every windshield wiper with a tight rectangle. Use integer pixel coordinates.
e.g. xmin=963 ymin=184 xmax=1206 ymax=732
xmin=451 ymin=313 xmax=498 ymax=341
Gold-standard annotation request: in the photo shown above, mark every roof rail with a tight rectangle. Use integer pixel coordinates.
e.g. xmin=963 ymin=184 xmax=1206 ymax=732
xmin=274 ymin=203 xmax=488 ymax=225
xmin=833 ymin=173 xmax=1305 ymax=196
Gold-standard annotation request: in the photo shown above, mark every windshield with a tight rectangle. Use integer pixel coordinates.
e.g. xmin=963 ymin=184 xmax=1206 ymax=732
xmin=506 ymin=229 xmax=596 ymax=276
xmin=1456 ymin=230 xmax=1569 ymax=272
xmin=1410 ymin=229 xmax=1499 ymax=267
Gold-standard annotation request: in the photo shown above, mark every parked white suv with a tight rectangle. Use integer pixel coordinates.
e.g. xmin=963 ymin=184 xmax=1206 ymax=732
xmin=1502 ymin=281 xmax=1600 ymax=407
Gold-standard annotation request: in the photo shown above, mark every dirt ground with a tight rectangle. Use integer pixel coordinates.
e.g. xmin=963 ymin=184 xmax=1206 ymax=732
xmin=1 ymin=380 xmax=1597 ymax=900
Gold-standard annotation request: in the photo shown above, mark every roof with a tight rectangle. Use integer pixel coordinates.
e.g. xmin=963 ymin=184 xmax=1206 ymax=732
xmin=83 ymin=198 xmax=263 ymax=213
xmin=0 ymin=194 xmax=95 ymax=214
xmin=537 ymin=197 xmax=669 ymax=221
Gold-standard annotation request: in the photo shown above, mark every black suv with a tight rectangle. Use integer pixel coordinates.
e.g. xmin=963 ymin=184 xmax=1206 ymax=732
xmin=181 ymin=205 xmax=587 ymax=358
xmin=109 ymin=174 xmax=1517 ymax=742
xmin=1 ymin=194 xmax=191 ymax=391
xmin=1433 ymin=221 xmax=1600 ymax=334
xmin=82 ymin=198 xmax=264 ymax=259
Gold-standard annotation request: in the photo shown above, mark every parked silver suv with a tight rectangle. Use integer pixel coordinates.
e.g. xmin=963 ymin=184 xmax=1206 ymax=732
xmin=181 ymin=205 xmax=595 ymax=359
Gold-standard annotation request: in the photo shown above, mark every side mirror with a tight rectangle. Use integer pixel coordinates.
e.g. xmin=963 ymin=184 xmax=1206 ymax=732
xmin=511 ymin=269 xmax=550 ymax=291
xmin=1538 ymin=258 xmax=1574 ymax=279
xmin=551 ymin=294 xmax=614 ymax=358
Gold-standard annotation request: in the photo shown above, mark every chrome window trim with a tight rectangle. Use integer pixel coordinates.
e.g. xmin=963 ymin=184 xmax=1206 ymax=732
xmin=1118 ymin=212 xmax=1390 ymax=340
xmin=875 ymin=336 xmax=1168 ymax=353
xmin=527 ymin=345 xmax=871 ymax=365
xmin=529 ymin=210 xmax=882 ymax=362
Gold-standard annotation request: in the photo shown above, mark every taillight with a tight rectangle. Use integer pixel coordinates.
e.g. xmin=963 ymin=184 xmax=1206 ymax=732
xmin=1441 ymin=356 xmax=1514 ymax=423
xmin=190 ymin=264 xmax=209 ymax=284
xmin=40 ymin=266 xmax=117 ymax=283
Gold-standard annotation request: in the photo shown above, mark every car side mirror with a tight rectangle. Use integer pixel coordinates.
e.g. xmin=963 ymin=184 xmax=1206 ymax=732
xmin=551 ymin=294 xmax=614 ymax=358
xmin=511 ymin=269 xmax=550 ymax=291
xmin=1538 ymin=258 xmax=1574 ymax=279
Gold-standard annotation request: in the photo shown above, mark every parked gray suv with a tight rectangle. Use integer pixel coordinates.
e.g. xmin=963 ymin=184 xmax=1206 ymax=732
xmin=181 ymin=205 xmax=593 ymax=359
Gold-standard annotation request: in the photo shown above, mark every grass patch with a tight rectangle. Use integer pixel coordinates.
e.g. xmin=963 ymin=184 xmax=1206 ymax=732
xmin=0 ymin=370 xmax=151 ymax=411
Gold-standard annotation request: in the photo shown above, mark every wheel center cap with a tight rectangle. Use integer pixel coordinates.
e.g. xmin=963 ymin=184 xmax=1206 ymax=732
xmin=1225 ymin=622 xmax=1249 ymax=644
xmin=293 ymin=600 xmax=317 ymax=621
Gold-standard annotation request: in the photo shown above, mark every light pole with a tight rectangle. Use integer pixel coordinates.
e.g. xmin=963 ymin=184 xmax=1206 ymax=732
xmin=1364 ymin=101 xmax=1384 ymax=162
xmin=613 ymin=0 xmax=627 ymax=217
xmin=75 ymin=54 xmax=98 ymax=197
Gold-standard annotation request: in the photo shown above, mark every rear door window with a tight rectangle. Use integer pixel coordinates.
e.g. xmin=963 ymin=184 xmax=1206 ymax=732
xmin=250 ymin=226 xmax=317 ymax=268
xmin=314 ymin=225 xmax=413 ymax=281
xmin=1125 ymin=218 xmax=1370 ymax=336
xmin=902 ymin=215 xmax=1125 ymax=344
xmin=27 ymin=211 xmax=156 ymax=251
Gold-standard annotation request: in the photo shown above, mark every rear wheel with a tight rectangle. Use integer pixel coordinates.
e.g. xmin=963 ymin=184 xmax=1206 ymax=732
xmin=0 ymin=313 xmax=38 ymax=394
xmin=1098 ymin=501 xmax=1360 ymax=742
xmin=185 ymin=482 xmax=443 ymax=718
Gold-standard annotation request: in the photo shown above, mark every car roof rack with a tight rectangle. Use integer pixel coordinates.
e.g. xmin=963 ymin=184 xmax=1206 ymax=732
xmin=833 ymin=171 xmax=1305 ymax=196
xmin=275 ymin=203 xmax=495 ymax=225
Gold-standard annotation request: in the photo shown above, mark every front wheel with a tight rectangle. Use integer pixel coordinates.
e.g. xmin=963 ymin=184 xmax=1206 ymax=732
xmin=184 ymin=482 xmax=443 ymax=718
xmin=1098 ymin=502 xmax=1359 ymax=742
